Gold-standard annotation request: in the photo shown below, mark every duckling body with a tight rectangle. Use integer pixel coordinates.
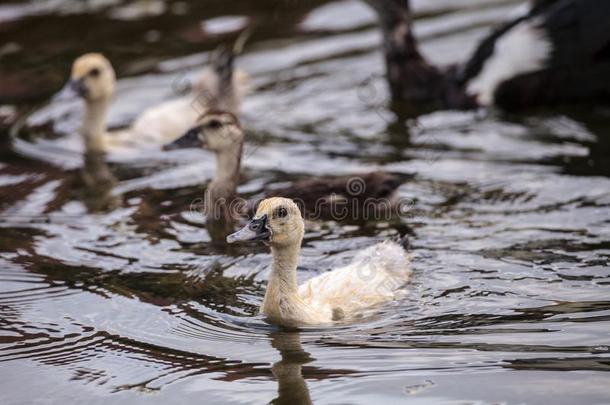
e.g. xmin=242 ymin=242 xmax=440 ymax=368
xmin=298 ymin=240 xmax=410 ymax=322
xmin=123 ymin=95 xmax=203 ymax=147
xmin=128 ymin=69 xmax=250 ymax=146
xmin=227 ymin=197 xmax=411 ymax=328
xmin=265 ymin=171 xmax=412 ymax=221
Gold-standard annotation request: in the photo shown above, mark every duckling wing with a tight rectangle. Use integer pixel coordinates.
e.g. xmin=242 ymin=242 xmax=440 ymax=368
xmin=299 ymin=241 xmax=411 ymax=319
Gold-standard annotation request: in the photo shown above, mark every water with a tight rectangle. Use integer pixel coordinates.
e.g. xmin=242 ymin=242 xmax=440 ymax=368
xmin=1 ymin=0 xmax=610 ymax=403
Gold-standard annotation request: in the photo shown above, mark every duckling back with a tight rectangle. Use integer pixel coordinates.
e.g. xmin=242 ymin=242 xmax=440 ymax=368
xmin=299 ymin=240 xmax=411 ymax=321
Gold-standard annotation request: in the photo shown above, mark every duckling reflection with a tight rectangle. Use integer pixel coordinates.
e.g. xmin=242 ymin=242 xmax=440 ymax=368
xmin=269 ymin=331 xmax=313 ymax=405
xmin=80 ymin=150 xmax=121 ymax=212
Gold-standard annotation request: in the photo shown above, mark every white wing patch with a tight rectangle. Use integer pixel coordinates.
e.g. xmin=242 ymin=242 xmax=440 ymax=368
xmin=467 ymin=18 xmax=552 ymax=106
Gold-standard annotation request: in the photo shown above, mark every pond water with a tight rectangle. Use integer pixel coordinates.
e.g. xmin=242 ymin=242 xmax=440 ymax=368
xmin=1 ymin=0 xmax=610 ymax=404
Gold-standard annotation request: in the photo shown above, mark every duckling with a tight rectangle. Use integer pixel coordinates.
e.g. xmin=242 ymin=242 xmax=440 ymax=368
xmin=164 ymin=111 xmax=411 ymax=231
xmin=58 ymin=45 xmax=247 ymax=153
xmin=175 ymin=111 xmax=245 ymax=241
xmin=227 ymin=197 xmax=411 ymax=328
xmin=365 ymin=0 xmax=610 ymax=110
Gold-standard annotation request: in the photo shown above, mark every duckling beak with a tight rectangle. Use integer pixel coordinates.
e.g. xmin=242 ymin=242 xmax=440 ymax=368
xmin=227 ymin=215 xmax=270 ymax=243
xmin=163 ymin=126 xmax=204 ymax=150
xmin=54 ymin=79 xmax=88 ymax=101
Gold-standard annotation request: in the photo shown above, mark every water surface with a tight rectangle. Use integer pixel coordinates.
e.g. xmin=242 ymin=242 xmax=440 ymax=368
xmin=1 ymin=0 xmax=610 ymax=404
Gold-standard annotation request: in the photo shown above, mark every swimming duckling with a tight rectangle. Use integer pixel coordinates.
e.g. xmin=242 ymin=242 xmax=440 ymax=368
xmin=365 ymin=0 xmax=610 ymax=110
xmin=164 ymin=111 xmax=411 ymax=230
xmin=58 ymin=46 xmax=247 ymax=153
xmin=227 ymin=197 xmax=411 ymax=328
xmin=175 ymin=111 xmax=245 ymax=241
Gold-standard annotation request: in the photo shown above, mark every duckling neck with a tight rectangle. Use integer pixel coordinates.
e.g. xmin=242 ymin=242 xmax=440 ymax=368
xmin=204 ymin=146 xmax=242 ymax=242
xmin=268 ymin=244 xmax=300 ymax=296
xmin=263 ymin=242 xmax=323 ymax=327
xmin=206 ymin=146 xmax=242 ymax=204
xmin=262 ymin=243 xmax=301 ymax=321
xmin=214 ymin=145 xmax=241 ymax=184
xmin=83 ymin=99 xmax=109 ymax=152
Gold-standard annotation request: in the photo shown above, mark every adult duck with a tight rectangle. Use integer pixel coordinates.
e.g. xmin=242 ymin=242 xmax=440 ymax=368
xmin=57 ymin=45 xmax=248 ymax=153
xmin=227 ymin=197 xmax=412 ymax=328
xmin=164 ymin=111 xmax=411 ymax=240
xmin=364 ymin=0 xmax=610 ymax=110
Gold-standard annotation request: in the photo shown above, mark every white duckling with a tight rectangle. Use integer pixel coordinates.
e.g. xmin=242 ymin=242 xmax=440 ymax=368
xmin=58 ymin=47 xmax=247 ymax=153
xmin=227 ymin=197 xmax=411 ymax=328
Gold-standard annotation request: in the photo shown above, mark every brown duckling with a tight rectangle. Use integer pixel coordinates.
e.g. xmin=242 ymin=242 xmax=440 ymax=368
xmin=261 ymin=170 xmax=412 ymax=221
xmin=164 ymin=111 xmax=411 ymax=240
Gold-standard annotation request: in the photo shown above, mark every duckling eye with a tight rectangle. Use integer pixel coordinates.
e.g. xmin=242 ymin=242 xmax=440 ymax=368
xmin=206 ymin=119 xmax=222 ymax=129
xmin=88 ymin=68 xmax=101 ymax=78
xmin=274 ymin=207 xmax=288 ymax=219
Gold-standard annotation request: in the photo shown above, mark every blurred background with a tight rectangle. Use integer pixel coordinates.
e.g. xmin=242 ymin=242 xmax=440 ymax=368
xmin=1 ymin=0 xmax=330 ymax=104
xmin=1 ymin=1 xmax=609 ymax=404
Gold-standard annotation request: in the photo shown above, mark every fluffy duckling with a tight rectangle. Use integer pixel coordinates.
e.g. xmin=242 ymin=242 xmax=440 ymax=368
xmin=227 ymin=197 xmax=411 ymax=328
xmin=58 ymin=47 xmax=247 ymax=153
xmin=175 ymin=111 xmax=245 ymax=241
xmin=164 ymin=111 xmax=411 ymax=227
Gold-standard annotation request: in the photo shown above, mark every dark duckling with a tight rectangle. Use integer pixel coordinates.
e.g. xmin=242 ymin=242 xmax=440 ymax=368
xmin=164 ymin=112 xmax=411 ymax=240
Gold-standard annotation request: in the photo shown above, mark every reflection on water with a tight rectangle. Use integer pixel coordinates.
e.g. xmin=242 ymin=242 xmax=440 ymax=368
xmin=81 ymin=151 xmax=121 ymax=212
xmin=1 ymin=0 xmax=610 ymax=404
xmin=270 ymin=332 xmax=313 ymax=405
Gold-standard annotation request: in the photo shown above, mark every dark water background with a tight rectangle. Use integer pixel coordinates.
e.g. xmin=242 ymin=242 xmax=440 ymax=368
xmin=1 ymin=0 xmax=610 ymax=403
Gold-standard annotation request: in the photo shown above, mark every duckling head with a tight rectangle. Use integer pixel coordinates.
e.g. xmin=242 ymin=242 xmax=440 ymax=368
xmin=227 ymin=197 xmax=304 ymax=248
xmin=59 ymin=53 xmax=116 ymax=102
xmin=164 ymin=111 xmax=243 ymax=152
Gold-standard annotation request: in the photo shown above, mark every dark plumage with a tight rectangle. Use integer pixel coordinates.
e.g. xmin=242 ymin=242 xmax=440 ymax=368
xmin=259 ymin=171 xmax=413 ymax=221
xmin=365 ymin=0 xmax=610 ymax=110
xmin=165 ymin=113 xmax=412 ymax=241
